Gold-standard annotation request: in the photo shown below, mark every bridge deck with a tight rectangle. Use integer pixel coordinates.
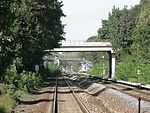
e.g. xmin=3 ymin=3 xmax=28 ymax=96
xmin=45 ymin=41 xmax=113 ymax=52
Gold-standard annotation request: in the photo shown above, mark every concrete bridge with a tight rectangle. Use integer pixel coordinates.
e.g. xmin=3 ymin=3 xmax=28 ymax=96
xmin=53 ymin=41 xmax=112 ymax=52
xmin=45 ymin=41 xmax=116 ymax=78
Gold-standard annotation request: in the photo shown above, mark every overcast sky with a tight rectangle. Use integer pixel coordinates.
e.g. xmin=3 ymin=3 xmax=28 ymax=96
xmin=61 ymin=0 xmax=140 ymax=41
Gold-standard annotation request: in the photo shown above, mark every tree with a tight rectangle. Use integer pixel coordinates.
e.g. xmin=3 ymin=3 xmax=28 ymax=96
xmin=131 ymin=0 xmax=150 ymax=63
xmin=11 ymin=0 xmax=65 ymax=71
xmin=0 ymin=0 xmax=16 ymax=79
xmin=0 ymin=0 xmax=65 ymax=79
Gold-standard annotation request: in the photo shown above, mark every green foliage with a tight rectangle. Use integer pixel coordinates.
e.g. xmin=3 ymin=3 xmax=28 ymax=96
xmin=116 ymin=55 xmax=150 ymax=84
xmin=0 ymin=65 xmax=44 ymax=113
xmin=88 ymin=61 xmax=109 ymax=77
xmin=0 ymin=0 xmax=16 ymax=79
xmin=0 ymin=0 xmax=65 ymax=78
xmin=10 ymin=0 xmax=65 ymax=72
xmin=88 ymin=63 xmax=101 ymax=76
xmin=131 ymin=0 xmax=150 ymax=63
xmin=4 ymin=65 xmax=42 ymax=93
xmin=0 ymin=94 xmax=16 ymax=113
xmin=97 ymin=6 xmax=139 ymax=58
xmin=137 ymin=63 xmax=150 ymax=84
xmin=116 ymin=56 xmax=137 ymax=80
xmin=0 ymin=106 xmax=6 ymax=113
xmin=47 ymin=64 xmax=62 ymax=75
xmin=0 ymin=84 xmax=7 ymax=95
xmin=18 ymin=71 xmax=42 ymax=91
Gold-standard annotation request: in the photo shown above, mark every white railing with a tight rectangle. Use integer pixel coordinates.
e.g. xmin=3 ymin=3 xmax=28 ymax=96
xmin=60 ymin=40 xmax=112 ymax=47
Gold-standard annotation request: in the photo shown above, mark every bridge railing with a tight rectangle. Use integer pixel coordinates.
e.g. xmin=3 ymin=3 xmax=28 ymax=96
xmin=60 ymin=40 xmax=112 ymax=47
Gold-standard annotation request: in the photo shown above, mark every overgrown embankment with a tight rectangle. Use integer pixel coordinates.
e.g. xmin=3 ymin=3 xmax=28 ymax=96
xmin=0 ymin=64 xmax=61 ymax=113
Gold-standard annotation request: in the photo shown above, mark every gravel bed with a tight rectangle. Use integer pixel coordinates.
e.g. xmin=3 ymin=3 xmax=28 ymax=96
xmin=78 ymin=82 xmax=150 ymax=113
xmin=98 ymin=83 xmax=150 ymax=111
xmin=78 ymin=92 xmax=110 ymax=113
xmin=106 ymin=87 xmax=150 ymax=109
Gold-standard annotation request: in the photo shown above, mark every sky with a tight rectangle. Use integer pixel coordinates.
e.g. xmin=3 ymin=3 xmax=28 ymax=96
xmin=61 ymin=0 xmax=140 ymax=41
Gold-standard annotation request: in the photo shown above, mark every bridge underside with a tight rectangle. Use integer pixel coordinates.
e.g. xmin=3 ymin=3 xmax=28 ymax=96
xmin=45 ymin=42 xmax=115 ymax=78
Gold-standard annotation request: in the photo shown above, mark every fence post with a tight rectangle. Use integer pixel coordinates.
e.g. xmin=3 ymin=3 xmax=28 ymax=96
xmin=138 ymin=97 xmax=141 ymax=113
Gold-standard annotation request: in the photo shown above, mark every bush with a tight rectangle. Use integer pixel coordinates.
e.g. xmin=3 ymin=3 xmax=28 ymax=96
xmin=116 ymin=55 xmax=150 ymax=84
xmin=116 ymin=56 xmax=137 ymax=80
xmin=0 ymin=63 xmax=46 ymax=113
xmin=3 ymin=64 xmax=42 ymax=92
xmin=0 ymin=106 xmax=7 ymax=113
xmin=138 ymin=63 xmax=150 ymax=84
xmin=47 ymin=64 xmax=62 ymax=76
xmin=4 ymin=65 xmax=17 ymax=85
xmin=0 ymin=94 xmax=16 ymax=113
xmin=88 ymin=61 xmax=109 ymax=77
xmin=0 ymin=84 xmax=7 ymax=95
xmin=17 ymin=71 xmax=42 ymax=91
xmin=4 ymin=65 xmax=19 ymax=93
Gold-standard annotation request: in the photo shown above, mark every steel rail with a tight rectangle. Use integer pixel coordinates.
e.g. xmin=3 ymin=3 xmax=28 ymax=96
xmin=63 ymin=78 xmax=90 ymax=113
xmin=101 ymin=82 xmax=150 ymax=103
xmin=78 ymin=74 xmax=150 ymax=102
xmin=88 ymin=75 xmax=150 ymax=102
xmin=52 ymin=78 xmax=58 ymax=113
xmin=100 ymin=77 xmax=150 ymax=91
xmin=87 ymin=74 xmax=150 ymax=93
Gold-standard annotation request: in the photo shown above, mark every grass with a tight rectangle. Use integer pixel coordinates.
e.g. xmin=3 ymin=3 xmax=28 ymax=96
xmin=0 ymin=94 xmax=16 ymax=113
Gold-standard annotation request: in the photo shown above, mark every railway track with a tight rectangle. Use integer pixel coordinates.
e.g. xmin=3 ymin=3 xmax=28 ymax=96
xmin=51 ymin=76 xmax=90 ymax=113
xmin=99 ymin=80 xmax=150 ymax=102
xmin=52 ymin=77 xmax=58 ymax=113
xmin=49 ymin=74 xmax=150 ymax=113
xmin=71 ymin=73 xmax=150 ymax=112
xmin=83 ymin=74 xmax=150 ymax=102
xmin=84 ymin=75 xmax=150 ymax=102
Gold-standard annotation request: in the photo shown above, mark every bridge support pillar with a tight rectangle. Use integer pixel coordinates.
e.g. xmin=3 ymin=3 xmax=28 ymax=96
xmin=109 ymin=52 xmax=116 ymax=78
xmin=54 ymin=56 xmax=60 ymax=66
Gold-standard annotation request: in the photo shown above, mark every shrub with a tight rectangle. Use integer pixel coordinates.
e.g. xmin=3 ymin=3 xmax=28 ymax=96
xmin=47 ymin=64 xmax=62 ymax=76
xmin=4 ymin=65 xmax=19 ymax=93
xmin=116 ymin=55 xmax=150 ymax=84
xmin=116 ymin=56 xmax=137 ymax=80
xmin=1 ymin=64 xmax=43 ymax=113
xmin=0 ymin=84 xmax=7 ymax=95
xmin=0 ymin=94 xmax=16 ymax=113
xmin=138 ymin=63 xmax=150 ymax=84
xmin=88 ymin=61 xmax=109 ymax=77
xmin=4 ymin=64 xmax=42 ymax=92
xmin=18 ymin=71 xmax=42 ymax=91
xmin=0 ymin=106 xmax=7 ymax=113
